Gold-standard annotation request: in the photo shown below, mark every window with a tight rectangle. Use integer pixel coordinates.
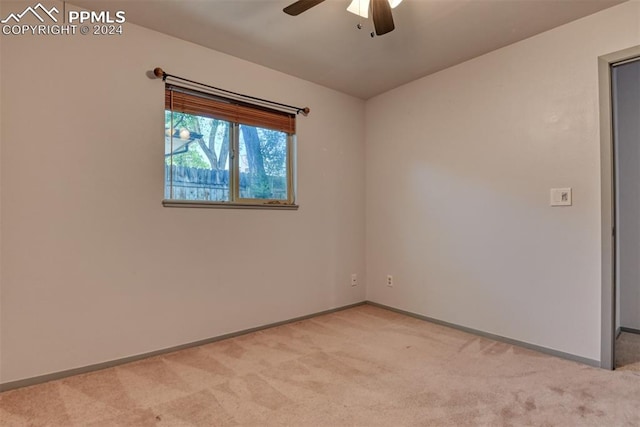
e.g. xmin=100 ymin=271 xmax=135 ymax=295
xmin=163 ymin=85 xmax=296 ymax=208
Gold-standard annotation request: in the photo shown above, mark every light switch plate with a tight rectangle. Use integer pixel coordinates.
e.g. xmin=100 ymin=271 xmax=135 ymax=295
xmin=550 ymin=188 xmax=572 ymax=206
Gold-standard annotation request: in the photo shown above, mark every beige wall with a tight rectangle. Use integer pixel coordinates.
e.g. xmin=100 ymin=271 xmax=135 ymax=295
xmin=366 ymin=1 xmax=639 ymax=362
xmin=0 ymin=2 xmax=366 ymax=383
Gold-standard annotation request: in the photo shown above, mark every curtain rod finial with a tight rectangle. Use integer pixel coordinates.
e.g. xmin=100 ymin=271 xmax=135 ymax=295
xmin=153 ymin=67 xmax=165 ymax=79
xmin=301 ymin=107 xmax=310 ymax=116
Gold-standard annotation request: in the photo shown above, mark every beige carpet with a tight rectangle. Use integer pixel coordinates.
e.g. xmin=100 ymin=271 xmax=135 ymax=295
xmin=616 ymin=331 xmax=640 ymax=372
xmin=1 ymin=304 xmax=640 ymax=426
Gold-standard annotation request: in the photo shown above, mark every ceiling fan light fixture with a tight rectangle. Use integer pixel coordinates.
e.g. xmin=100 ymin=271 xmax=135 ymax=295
xmin=347 ymin=0 xmax=370 ymax=19
xmin=347 ymin=0 xmax=402 ymax=19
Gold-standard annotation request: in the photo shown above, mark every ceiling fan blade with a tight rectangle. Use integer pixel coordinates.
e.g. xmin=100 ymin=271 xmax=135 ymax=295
xmin=283 ymin=0 xmax=326 ymax=16
xmin=371 ymin=0 xmax=395 ymax=35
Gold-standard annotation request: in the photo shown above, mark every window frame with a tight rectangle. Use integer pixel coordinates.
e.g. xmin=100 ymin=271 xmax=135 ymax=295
xmin=162 ymin=85 xmax=298 ymax=210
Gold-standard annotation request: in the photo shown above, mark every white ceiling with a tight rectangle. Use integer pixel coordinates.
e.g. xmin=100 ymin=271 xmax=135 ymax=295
xmin=71 ymin=0 xmax=624 ymax=99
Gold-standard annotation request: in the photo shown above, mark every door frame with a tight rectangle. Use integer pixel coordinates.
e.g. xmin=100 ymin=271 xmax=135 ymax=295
xmin=598 ymin=46 xmax=640 ymax=370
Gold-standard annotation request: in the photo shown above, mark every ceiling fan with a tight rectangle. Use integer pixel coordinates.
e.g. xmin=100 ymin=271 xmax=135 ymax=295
xmin=283 ymin=0 xmax=402 ymax=36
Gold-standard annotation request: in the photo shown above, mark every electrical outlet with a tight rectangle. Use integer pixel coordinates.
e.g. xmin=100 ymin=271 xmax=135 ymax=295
xmin=387 ymin=275 xmax=393 ymax=287
xmin=351 ymin=274 xmax=358 ymax=287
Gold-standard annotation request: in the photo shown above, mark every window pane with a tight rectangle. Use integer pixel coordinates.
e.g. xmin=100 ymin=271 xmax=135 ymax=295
xmin=238 ymin=124 xmax=288 ymax=200
xmin=165 ymin=111 xmax=230 ymax=201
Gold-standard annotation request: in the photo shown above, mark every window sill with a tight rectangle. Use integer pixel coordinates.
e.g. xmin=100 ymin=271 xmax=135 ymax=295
xmin=162 ymin=200 xmax=299 ymax=210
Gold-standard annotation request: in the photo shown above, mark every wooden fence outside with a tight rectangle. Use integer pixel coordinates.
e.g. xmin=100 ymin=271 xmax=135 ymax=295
xmin=164 ymin=165 xmax=286 ymax=201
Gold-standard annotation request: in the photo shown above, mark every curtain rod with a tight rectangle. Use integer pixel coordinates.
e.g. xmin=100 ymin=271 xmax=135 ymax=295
xmin=153 ymin=67 xmax=310 ymax=116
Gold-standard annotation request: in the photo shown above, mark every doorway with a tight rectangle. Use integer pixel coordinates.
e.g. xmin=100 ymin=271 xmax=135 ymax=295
xmin=612 ymin=57 xmax=640 ymax=371
xmin=599 ymin=46 xmax=640 ymax=370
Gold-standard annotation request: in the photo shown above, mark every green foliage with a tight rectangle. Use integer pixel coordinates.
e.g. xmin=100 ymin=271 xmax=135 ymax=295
xmin=257 ymin=128 xmax=287 ymax=177
xmin=165 ymin=111 xmax=199 ymax=131
xmin=248 ymin=174 xmax=272 ymax=199
xmin=166 ymin=149 xmax=210 ymax=169
xmin=165 ymin=111 xmax=212 ymax=169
